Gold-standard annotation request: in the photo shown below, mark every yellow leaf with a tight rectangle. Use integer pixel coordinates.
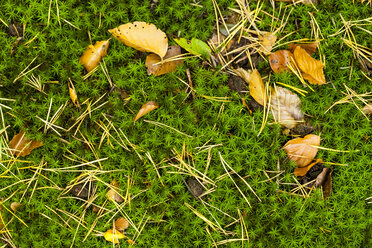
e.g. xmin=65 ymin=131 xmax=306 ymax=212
xmin=109 ymin=22 xmax=168 ymax=58
xmin=293 ymin=46 xmax=326 ymax=85
xmin=68 ymin=79 xmax=80 ymax=108
xmin=283 ymin=134 xmax=320 ymax=167
xmin=146 ymin=46 xmax=183 ymax=76
xmin=234 ymin=68 xmax=266 ymax=106
xmin=259 ymin=32 xmax=277 ymax=55
xmin=103 ymin=229 xmax=126 ymax=244
xmin=79 ymin=40 xmax=110 ymax=72
xmin=133 ymin=101 xmax=159 ymax=122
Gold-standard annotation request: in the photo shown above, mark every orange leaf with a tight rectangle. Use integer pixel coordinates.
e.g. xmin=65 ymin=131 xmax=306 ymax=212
xmin=146 ymin=46 xmax=183 ymax=76
xmin=288 ymin=42 xmax=318 ymax=55
xmin=269 ymin=50 xmax=295 ymax=73
xmin=109 ymin=22 xmax=168 ymax=58
xmin=114 ymin=217 xmax=130 ymax=232
xmin=294 ymin=158 xmax=323 ymax=176
xmin=293 ymin=46 xmax=326 ymax=85
xmin=133 ymin=101 xmax=159 ymax=122
xmin=9 ymin=130 xmax=43 ymax=157
xmin=283 ymin=134 xmax=320 ymax=167
xmin=79 ymin=40 xmax=110 ymax=72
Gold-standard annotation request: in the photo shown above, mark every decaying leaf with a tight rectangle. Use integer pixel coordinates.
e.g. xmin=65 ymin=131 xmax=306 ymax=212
xmin=269 ymin=50 xmax=295 ymax=73
xmin=133 ymin=101 xmax=159 ymax=122
xmin=71 ymin=180 xmax=95 ymax=199
xmin=8 ymin=19 xmax=23 ymax=37
xmin=104 ymin=229 xmax=126 ymax=244
xmin=315 ymin=167 xmax=329 ymax=187
xmin=283 ymin=134 xmax=320 ymax=167
xmin=68 ymin=78 xmax=80 ymax=108
xmin=10 ymin=202 xmax=22 ymax=212
xmin=9 ymin=130 xmax=43 ymax=157
xmin=362 ymin=103 xmax=372 ymax=115
xmin=322 ymin=167 xmax=333 ymax=200
xmin=174 ymin=37 xmax=211 ymax=60
xmin=234 ymin=68 xmax=266 ymax=106
xmin=259 ymin=32 xmax=277 ymax=55
xmin=186 ymin=177 xmax=204 ymax=198
xmin=288 ymin=42 xmax=318 ymax=56
xmin=294 ymin=158 xmax=323 ymax=177
xmin=228 ymin=75 xmax=248 ymax=93
xmin=290 ymin=123 xmax=315 ymax=136
xmin=109 ymin=22 xmax=168 ymax=58
xmin=270 ymin=86 xmax=304 ymax=128
xmin=293 ymin=46 xmax=326 ymax=85
xmin=114 ymin=217 xmax=130 ymax=232
xmin=79 ymin=40 xmax=110 ymax=72
xmin=106 ymin=179 xmax=123 ymax=203
xmin=146 ymin=46 xmax=183 ymax=76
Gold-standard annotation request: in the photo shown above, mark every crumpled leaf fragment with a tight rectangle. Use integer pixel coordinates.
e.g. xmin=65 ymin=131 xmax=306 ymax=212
xmin=146 ymin=46 xmax=183 ymax=76
xmin=269 ymin=50 xmax=295 ymax=73
xmin=104 ymin=229 xmax=126 ymax=244
xmin=133 ymin=101 xmax=159 ymax=122
xmin=259 ymin=32 xmax=277 ymax=55
xmin=293 ymin=46 xmax=326 ymax=85
xmin=270 ymin=86 xmax=304 ymax=128
xmin=294 ymin=158 xmax=323 ymax=176
xmin=106 ymin=179 xmax=123 ymax=203
xmin=283 ymin=134 xmax=320 ymax=167
xmin=10 ymin=202 xmax=22 ymax=212
xmin=79 ymin=40 xmax=109 ymax=72
xmin=288 ymin=42 xmax=318 ymax=55
xmin=362 ymin=103 xmax=372 ymax=115
xmin=234 ymin=68 xmax=266 ymax=106
xmin=9 ymin=130 xmax=43 ymax=157
xmin=174 ymin=37 xmax=211 ymax=60
xmin=109 ymin=22 xmax=168 ymax=58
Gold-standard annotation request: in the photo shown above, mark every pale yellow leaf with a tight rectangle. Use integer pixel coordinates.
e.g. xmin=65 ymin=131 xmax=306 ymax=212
xmin=79 ymin=40 xmax=110 ymax=72
xmin=104 ymin=229 xmax=126 ymax=244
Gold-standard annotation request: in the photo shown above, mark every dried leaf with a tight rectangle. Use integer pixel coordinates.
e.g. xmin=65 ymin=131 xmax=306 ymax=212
xmin=9 ymin=130 xmax=43 ymax=157
xmin=362 ymin=103 xmax=372 ymax=115
xmin=104 ymin=229 xmax=126 ymax=244
xmin=114 ymin=217 xmax=130 ymax=232
xmin=79 ymin=40 xmax=110 ymax=72
xmin=293 ymin=46 xmax=326 ymax=85
xmin=109 ymin=22 xmax=168 ymax=58
xmin=71 ymin=180 xmax=95 ymax=199
xmin=174 ymin=37 xmax=211 ymax=60
xmin=259 ymin=32 xmax=277 ymax=55
xmin=288 ymin=42 xmax=318 ymax=55
xmin=106 ymin=179 xmax=123 ymax=203
xmin=186 ymin=177 xmax=204 ymax=198
xmin=68 ymin=79 xmax=80 ymax=108
xmin=146 ymin=46 xmax=183 ymax=76
xmin=270 ymin=86 xmax=304 ymax=128
xmin=133 ymin=101 xmax=159 ymax=122
xmin=294 ymin=158 xmax=323 ymax=177
xmin=234 ymin=68 xmax=266 ymax=106
xmin=10 ymin=202 xmax=22 ymax=212
xmin=323 ymin=167 xmax=333 ymax=200
xmin=315 ymin=167 xmax=330 ymax=187
xmin=283 ymin=134 xmax=320 ymax=167
xmin=269 ymin=50 xmax=295 ymax=73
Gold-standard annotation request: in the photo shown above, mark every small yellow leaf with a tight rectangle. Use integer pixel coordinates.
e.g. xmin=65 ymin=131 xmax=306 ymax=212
xmin=104 ymin=229 xmax=126 ymax=244
xmin=79 ymin=40 xmax=109 ymax=72
xmin=283 ymin=134 xmax=320 ymax=167
xmin=133 ymin=101 xmax=159 ymax=122
xmin=293 ymin=46 xmax=326 ymax=85
xmin=234 ymin=68 xmax=266 ymax=106
xmin=288 ymin=42 xmax=318 ymax=56
xmin=259 ymin=32 xmax=277 ymax=55
xmin=68 ymin=79 xmax=80 ymax=108
xmin=109 ymin=22 xmax=168 ymax=58
xmin=146 ymin=46 xmax=183 ymax=76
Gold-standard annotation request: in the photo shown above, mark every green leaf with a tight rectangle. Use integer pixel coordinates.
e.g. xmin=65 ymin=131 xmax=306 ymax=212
xmin=174 ymin=38 xmax=211 ymax=60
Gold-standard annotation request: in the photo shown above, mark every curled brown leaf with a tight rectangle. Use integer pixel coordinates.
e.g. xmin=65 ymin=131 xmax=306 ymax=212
xmin=114 ymin=217 xmax=130 ymax=232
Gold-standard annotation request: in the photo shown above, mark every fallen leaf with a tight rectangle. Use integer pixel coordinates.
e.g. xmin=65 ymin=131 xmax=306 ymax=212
xmin=362 ymin=103 xmax=372 ymax=115
xmin=146 ymin=46 xmax=183 ymax=76
xmin=293 ymin=46 xmax=326 ymax=85
xmin=274 ymin=0 xmax=319 ymax=4
xmin=269 ymin=50 xmax=295 ymax=73
xmin=359 ymin=57 xmax=372 ymax=75
xmin=104 ymin=229 xmax=126 ymax=244
xmin=71 ymin=180 xmax=95 ymax=199
xmin=109 ymin=22 xmax=168 ymax=58
xmin=106 ymin=179 xmax=123 ymax=203
xmin=283 ymin=134 xmax=320 ymax=167
xmin=234 ymin=68 xmax=266 ymax=106
xmin=290 ymin=123 xmax=315 ymax=136
xmin=174 ymin=37 xmax=211 ymax=60
xmin=68 ymin=78 xmax=80 ymax=108
xmin=133 ymin=101 xmax=159 ymax=122
xmin=186 ymin=177 xmax=204 ymax=198
xmin=315 ymin=167 xmax=329 ymax=187
xmin=288 ymin=42 xmax=318 ymax=56
xmin=79 ymin=40 xmax=110 ymax=72
xmin=294 ymin=158 xmax=323 ymax=176
xmin=259 ymin=32 xmax=277 ymax=55
xmin=270 ymin=86 xmax=304 ymax=128
xmin=9 ymin=130 xmax=43 ymax=157
xmin=10 ymin=202 xmax=22 ymax=212
xmin=322 ymin=167 xmax=333 ymax=200
xmin=114 ymin=217 xmax=130 ymax=232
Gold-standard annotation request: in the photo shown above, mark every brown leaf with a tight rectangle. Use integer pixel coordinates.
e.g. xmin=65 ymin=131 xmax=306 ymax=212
xmin=146 ymin=46 xmax=183 ymax=76
xmin=114 ymin=217 xmax=130 ymax=232
xmin=288 ymin=42 xmax=318 ymax=56
xmin=362 ymin=103 xmax=372 ymax=115
xmin=270 ymin=86 xmax=304 ymax=128
xmin=269 ymin=50 xmax=295 ymax=73
xmin=293 ymin=46 xmax=326 ymax=85
xmin=315 ymin=167 xmax=329 ymax=187
xmin=71 ymin=180 xmax=95 ymax=199
xmin=133 ymin=101 xmax=159 ymax=122
xmin=294 ymin=158 xmax=323 ymax=176
xmin=79 ymin=40 xmax=110 ymax=72
xmin=283 ymin=134 xmax=320 ymax=167
xmin=9 ymin=130 xmax=43 ymax=157
xmin=106 ymin=179 xmax=123 ymax=203
xmin=322 ymin=167 xmax=333 ymax=200
xmin=259 ymin=32 xmax=277 ymax=55
xmin=10 ymin=202 xmax=22 ymax=212
xmin=109 ymin=22 xmax=168 ymax=58
xmin=234 ymin=68 xmax=266 ymax=106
